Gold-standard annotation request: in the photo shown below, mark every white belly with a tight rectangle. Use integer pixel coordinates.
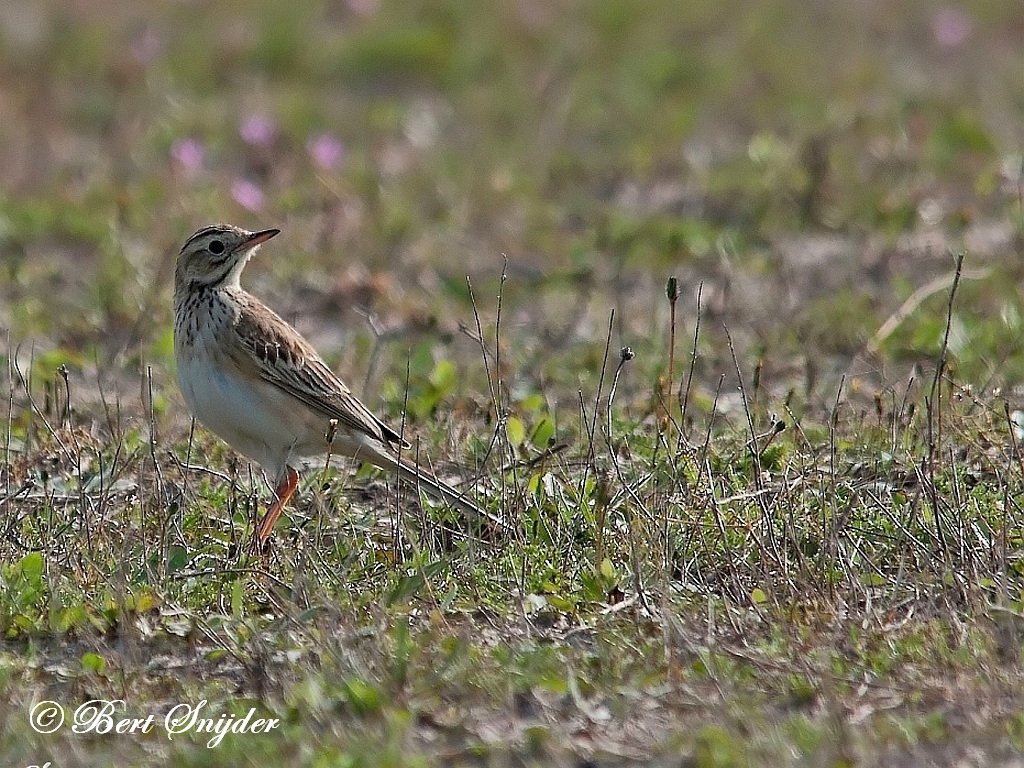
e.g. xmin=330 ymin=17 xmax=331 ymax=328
xmin=175 ymin=341 xmax=316 ymax=476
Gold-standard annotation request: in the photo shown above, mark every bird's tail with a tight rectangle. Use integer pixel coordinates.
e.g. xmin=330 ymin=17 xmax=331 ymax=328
xmin=368 ymin=446 xmax=509 ymax=535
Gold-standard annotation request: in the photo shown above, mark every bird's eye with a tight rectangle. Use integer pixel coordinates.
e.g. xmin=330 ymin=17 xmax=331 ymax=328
xmin=208 ymin=240 xmax=225 ymax=255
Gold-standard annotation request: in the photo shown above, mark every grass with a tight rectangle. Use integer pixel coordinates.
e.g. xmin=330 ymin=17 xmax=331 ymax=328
xmin=3 ymin=0 xmax=1024 ymax=765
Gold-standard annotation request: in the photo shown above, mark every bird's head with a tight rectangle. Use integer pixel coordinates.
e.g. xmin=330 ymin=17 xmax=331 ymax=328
xmin=174 ymin=224 xmax=279 ymax=294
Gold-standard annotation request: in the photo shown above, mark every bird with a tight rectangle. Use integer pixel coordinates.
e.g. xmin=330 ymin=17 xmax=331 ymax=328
xmin=172 ymin=224 xmax=499 ymax=551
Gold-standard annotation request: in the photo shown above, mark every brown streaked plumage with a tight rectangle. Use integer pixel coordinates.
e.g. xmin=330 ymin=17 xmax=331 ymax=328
xmin=173 ymin=224 xmax=500 ymax=550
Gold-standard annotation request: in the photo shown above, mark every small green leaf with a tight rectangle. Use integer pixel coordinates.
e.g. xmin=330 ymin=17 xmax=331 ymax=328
xmin=231 ymin=579 xmax=243 ymax=618
xmin=125 ymin=590 xmax=160 ymax=614
xmin=751 ymin=587 xmax=768 ymax=605
xmin=81 ymin=652 xmax=107 ymax=674
xmin=342 ymin=676 xmax=383 ymax=716
xmin=166 ymin=546 xmax=188 ymax=574
xmin=391 ymin=617 xmax=411 ymax=685
xmin=519 ymin=393 xmax=546 ymax=413
xmin=429 ymin=359 xmax=456 ymax=391
xmin=545 ymin=593 xmax=577 ymax=612
xmin=599 ymin=558 xmax=616 ymax=581
xmin=506 ymin=416 xmax=525 ymax=448
xmin=18 ymin=552 xmax=44 ymax=583
xmin=531 ymin=416 xmax=555 ymax=447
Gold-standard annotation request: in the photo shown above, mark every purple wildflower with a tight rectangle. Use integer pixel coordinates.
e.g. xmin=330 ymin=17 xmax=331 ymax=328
xmin=239 ymin=113 xmax=278 ymax=147
xmin=171 ymin=138 xmax=205 ymax=172
xmin=231 ymin=179 xmax=264 ymax=211
xmin=306 ymin=132 xmax=345 ymax=171
xmin=932 ymin=6 xmax=971 ymax=49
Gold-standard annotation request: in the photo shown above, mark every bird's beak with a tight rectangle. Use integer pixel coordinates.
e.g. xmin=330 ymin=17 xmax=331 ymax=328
xmin=243 ymin=228 xmax=280 ymax=249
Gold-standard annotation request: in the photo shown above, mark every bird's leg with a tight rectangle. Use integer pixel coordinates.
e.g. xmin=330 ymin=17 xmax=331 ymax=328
xmin=255 ymin=467 xmax=299 ymax=551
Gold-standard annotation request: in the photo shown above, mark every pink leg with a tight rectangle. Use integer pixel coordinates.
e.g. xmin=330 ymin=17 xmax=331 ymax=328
xmin=255 ymin=467 xmax=299 ymax=551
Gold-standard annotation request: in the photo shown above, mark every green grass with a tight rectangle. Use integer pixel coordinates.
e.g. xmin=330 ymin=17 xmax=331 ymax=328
xmin=3 ymin=0 xmax=1024 ymax=765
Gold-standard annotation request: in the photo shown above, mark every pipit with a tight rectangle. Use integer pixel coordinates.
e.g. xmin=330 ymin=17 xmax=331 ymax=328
xmin=173 ymin=224 xmax=497 ymax=550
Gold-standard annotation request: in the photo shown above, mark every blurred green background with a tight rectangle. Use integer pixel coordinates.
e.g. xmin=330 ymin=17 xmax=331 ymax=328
xmin=2 ymin=0 xmax=1024 ymax=410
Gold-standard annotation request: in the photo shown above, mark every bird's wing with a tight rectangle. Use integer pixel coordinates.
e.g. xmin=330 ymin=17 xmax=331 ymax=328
xmin=228 ymin=294 xmax=409 ymax=450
